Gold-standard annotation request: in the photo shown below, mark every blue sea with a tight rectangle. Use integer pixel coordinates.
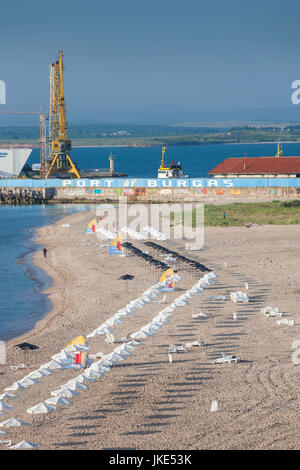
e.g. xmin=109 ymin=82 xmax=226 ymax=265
xmin=2 ymin=142 xmax=300 ymax=342
xmin=0 ymin=204 xmax=90 ymax=342
xmin=27 ymin=142 xmax=300 ymax=178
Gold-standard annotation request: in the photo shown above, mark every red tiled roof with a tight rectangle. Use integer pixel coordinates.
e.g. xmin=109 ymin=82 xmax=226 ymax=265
xmin=208 ymin=157 xmax=300 ymax=175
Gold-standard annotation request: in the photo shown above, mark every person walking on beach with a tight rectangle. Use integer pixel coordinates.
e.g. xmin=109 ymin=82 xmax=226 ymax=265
xmin=42 ymin=248 xmax=47 ymax=259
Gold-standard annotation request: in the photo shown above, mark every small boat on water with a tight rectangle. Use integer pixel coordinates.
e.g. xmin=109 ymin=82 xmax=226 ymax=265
xmin=157 ymin=146 xmax=187 ymax=179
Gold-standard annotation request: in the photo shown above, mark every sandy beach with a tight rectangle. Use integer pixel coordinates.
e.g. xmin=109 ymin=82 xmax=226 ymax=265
xmin=1 ymin=209 xmax=300 ymax=450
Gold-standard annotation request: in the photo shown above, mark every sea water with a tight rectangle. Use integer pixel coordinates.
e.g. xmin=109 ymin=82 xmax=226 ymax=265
xmin=28 ymin=142 xmax=300 ymax=177
xmin=0 ymin=204 xmax=90 ymax=341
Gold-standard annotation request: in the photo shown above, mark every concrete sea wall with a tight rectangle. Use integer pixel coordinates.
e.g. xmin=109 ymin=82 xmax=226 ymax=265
xmin=51 ymin=185 xmax=300 ymax=203
xmin=0 ymin=178 xmax=300 ymax=203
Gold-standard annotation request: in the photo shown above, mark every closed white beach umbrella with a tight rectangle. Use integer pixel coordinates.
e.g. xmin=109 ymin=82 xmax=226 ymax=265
xmin=28 ymin=370 xmax=47 ymax=380
xmin=141 ymin=323 xmax=157 ymax=336
xmin=71 ymin=374 xmax=86 ymax=383
xmin=105 ymin=351 xmax=126 ymax=363
xmin=158 ymin=314 xmax=171 ymax=324
xmin=148 ymin=290 xmax=159 ymax=299
xmin=5 ymin=382 xmax=25 ymax=392
xmin=126 ymin=340 xmax=140 ymax=347
xmin=169 ymin=303 xmax=178 ymax=310
xmin=117 ymin=344 xmax=136 ymax=353
xmin=0 ymin=393 xmax=18 ymax=401
xmin=100 ymin=357 xmax=117 ymax=366
xmin=39 ymin=361 xmax=54 ymax=369
xmin=37 ymin=368 xmax=53 ymax=376
xmin=82 ymin=369 xmax=103 ymax=380
xmin=210 ymin=295 xmax=226 ymax=301
xmin=10 ymin=440 xmax=39 ymax=449
xmin=0 ymin=418 xmax=30 ymax=427
xmin=118 ymin=310 xmax=133 ymax=318
xmin=207 ymin=272 xmax=217 ymax=278
xmin=99 ymin=321 xmax=117 ymax=332
xmin=40 ymin=360 xmax=63 ymax=371
xmin=178 ymin=295 xmax=190 ymax=303
xmin=124 ymin=341 xmax=139 ymax=350
xmin=91 ymin=362 xmax=111 ymax=373
xmin=27 ymin=403 xmax=56 ymax=414
xmin=112 ymin=350 xmax=128 ymax=361
xmin=161 ymin=306 xmax=176 ymax=313
xmin=97 ymin=326 xmax=114 ymax=335
xmin=87 ymin=328 xmax=102 ymax=338
xmin=0 ymin=401 xmax=13 ymax=412
xmin=46 ymin=360 xmax=65 ymax=370
xmin=131 ymin=329 xmax=151 ymax=340
xmin=88 ymin=366 xmax=106 ymax=376
xmin=135 ymin=298 xmax=147 ymax=307
xmin=65 ymin=380 xmax=88 ymax=391
xmin=187 ymin=287 xmax=198 ymax=296
xmin=45 ymin=396 xmax=72 ymax=407
xmin=194 ymin=285 xmax=204 ymax=293
xmin=51 ymin=388 xmax=79 ymax=398
xmin=187 ymin=289 xmax=196 ymax=297
xmin=149 ymin=321 xmax=161 ymax=331
xmin=80 ymin=373 xmax=97 ymax=382
xmin=52 ymin=351 xmax=74 ymax=363
xmin=183 ymin=291 xmax=192 ymax=299
xmin=113 ymin=345 xmax=132 ymax=356
xmin=151 ymin=315 xmax=167 ymax=326
xmin=18 ymin=377 xmax=40 ymax=388
xmin=160 ymin=312 xmax=173 ymax=321
xmin=126 ymin=301 xmax=138 ymax=310
xmin=105 ymin=317 xmax=122 ymax=327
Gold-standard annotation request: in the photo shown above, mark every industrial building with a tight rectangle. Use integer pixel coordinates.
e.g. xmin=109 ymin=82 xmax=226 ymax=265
xmin=208 ymin=146 xmax=300 ymax=179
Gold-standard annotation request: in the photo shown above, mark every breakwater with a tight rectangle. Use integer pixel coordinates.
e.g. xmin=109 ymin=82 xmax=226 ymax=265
xmin=0 ymin=188 xmax=52 ymax=205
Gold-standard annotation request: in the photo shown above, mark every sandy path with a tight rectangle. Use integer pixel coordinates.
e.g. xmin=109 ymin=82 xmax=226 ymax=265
xmin=0 ymin=211 xmax=299 ymax=450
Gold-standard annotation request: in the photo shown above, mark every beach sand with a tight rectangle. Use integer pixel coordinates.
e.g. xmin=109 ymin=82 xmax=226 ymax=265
xmin=1 ymin=209 xmax=300 ymax=450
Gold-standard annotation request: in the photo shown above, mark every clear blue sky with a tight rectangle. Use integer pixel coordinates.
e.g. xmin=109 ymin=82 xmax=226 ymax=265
xmin=1 ymin=0 xmax=300 ymax=123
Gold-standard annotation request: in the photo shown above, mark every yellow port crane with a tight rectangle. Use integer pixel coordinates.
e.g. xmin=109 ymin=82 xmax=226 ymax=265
xmin=46 ymin=50 xmax=80 ymax=178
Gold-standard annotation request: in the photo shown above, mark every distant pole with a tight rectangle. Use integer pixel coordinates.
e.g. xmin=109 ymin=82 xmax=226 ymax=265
xmin=109 ymin=152 xmax=115 ymax=175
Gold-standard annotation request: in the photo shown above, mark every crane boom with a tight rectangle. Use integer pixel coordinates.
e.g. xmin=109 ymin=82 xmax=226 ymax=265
xmin=46 ymin=50 xmax=80 ymax=178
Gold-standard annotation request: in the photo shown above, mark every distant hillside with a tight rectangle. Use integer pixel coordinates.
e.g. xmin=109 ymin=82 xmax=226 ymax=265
xmin=0 ymin=123 xmax=300 ymax=147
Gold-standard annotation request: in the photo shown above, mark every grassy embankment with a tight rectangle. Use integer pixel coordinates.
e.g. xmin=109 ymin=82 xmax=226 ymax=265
xmin=171 ymin=200 xmax=300 ymax=227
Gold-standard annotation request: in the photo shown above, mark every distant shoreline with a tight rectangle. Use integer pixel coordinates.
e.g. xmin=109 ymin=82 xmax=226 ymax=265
xmin=72 ymin=140 xmax=300 ymax=148
xmin=1 ymin=140 xmax=300 ymax=150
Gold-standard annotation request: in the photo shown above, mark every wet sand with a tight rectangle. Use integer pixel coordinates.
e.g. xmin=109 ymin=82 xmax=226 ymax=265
xmin=1 ymin=210 xmax=300 ymax=450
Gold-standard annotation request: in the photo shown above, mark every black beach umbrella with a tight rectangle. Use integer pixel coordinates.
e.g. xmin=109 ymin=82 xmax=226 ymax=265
xmin=15 ymin=342 xmax=39 ymax=364
xmin=119 ymin=274 xmax=135 ymax=293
